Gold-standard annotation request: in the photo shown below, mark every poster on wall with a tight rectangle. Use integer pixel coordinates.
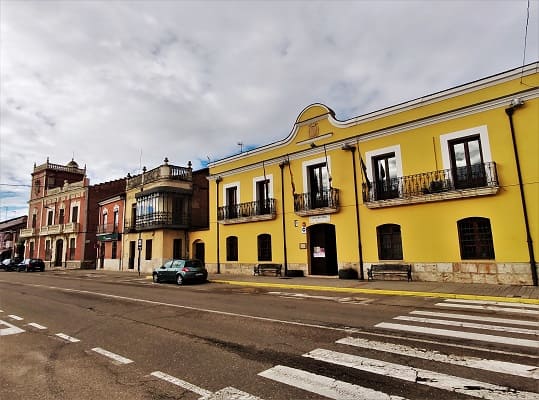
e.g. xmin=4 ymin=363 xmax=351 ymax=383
xmin=313 ymin=246 xmax=326 ymax=258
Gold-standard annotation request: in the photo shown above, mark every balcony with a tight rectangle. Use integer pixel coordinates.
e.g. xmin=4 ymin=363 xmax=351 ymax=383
xmin=125 ymin=211 xmax=190 ymax=232
xmin=217 ymin=199 xmax=276 ymax=224
xmin=294 ymin=188 xmax=340 ymax=217
xmin=127 ymin=164 xmax=192 ymax=190
xmin=40 ymin=224 xmax=63 ymax=235
xmin=20 ymin=228 xmax=35 ymax=238
xmin=363 ymin=162 xmax=499 ymax=208
xmin=96 ymin=223 xmax=119 ymax=234
xmin=63 ymin=222 xmax=80 ymax=233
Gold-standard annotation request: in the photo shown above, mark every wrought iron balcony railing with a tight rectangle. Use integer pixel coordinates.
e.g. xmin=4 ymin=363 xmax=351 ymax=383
xmin=217 ymin=199 xmax=276 ymax=222
xmin=96 ymin=223 xmax=120 ymax=234
xmin=363 ymin=162 xmax=498 ymax=205
xmin=294 ymin=188 xmax=340 ymax=216
xmin=125 ymin=211 xmax=190 ymax=232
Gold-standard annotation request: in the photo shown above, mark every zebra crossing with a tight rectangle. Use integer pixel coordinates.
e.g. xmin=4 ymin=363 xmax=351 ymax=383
xmin=255 ymin=298 xmax=539 ymax=400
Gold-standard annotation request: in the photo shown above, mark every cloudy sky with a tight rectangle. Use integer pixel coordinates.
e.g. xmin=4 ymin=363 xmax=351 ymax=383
xmin=0 ymin=0 xmax=537 ymax=221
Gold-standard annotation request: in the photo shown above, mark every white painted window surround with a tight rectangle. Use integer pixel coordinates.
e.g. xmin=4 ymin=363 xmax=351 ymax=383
xmin=439 ymin=125 xmax=492 ymax=170
xmin=222 ymin=182 xmax=240 ymax=206
xmin=301 ymin=156 xmax=332 ymax=193
xmin=252 ymin=174 xmax=274 ymax=200
xmin=365 ymin=145 xmax=403 ymax=183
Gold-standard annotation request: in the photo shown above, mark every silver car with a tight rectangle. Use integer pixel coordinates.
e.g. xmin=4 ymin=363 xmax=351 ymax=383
xmin=152 ymin=259 xmax=207 ymax=285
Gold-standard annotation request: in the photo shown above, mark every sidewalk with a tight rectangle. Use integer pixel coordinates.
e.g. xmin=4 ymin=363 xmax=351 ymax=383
xmin=208 ymin=273 xmax=539 ymax=304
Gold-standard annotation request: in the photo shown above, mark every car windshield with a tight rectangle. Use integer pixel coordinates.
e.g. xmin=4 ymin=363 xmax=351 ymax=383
xmin=172 ymin=260 xmax=184 ymax=268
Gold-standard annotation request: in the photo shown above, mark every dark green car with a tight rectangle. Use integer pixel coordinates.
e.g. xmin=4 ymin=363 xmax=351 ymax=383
xmin=152 ymin=259 xmax=207 ymax=285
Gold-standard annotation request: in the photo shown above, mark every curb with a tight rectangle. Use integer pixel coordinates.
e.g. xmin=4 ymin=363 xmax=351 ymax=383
xmin=210 ymin=279 xmax=539 ymax=305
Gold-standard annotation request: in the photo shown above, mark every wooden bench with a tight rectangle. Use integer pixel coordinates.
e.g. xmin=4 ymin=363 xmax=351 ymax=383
xmin=367 ymin=264 xmax=412 ymax=281
xmin=253 ymin=263 xmax=282 ymax=277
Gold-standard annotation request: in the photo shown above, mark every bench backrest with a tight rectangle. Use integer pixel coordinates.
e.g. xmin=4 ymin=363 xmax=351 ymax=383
xmin=371 ymin=264 xmax=410 ymax=272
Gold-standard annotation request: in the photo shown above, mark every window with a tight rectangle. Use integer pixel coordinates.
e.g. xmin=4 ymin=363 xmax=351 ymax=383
xmin=145 ymin=239 xmax=152 ymax=260
xmin=457 ymin=217 xmax=495 ymax=259
xmin=69 ymin=238 xmax=76 ymax=259
xmin=257 ymin=234 xmax=272 ymax=261
xmin=29 ymin=241 xmax=34 ymax=258
xmin=226 ymin=236 xmax=238 ymax=261
xmin=226 ymin=186 xmax=238 ymax=218
xmin=59 ymin=209 xmax=65 ymax=225
xmin=373 ymin=153 xmax=399 ymax=200
xmin=111 ymin=241 xmax=117 ymax=259
xmin=103 ymin=211 xmax=108 ymax=227
xmin=31 ymin=213 xmax=37 ymax=228
xmin=47 ymin=210 xmax=54 ymax=225
xmin=71 ymin=206 xmax=79 ymax=223
xmin=377 ymin=224 xmax=403 ymax=260
xmin=113 ymin=210 xmax=119 ymax=231
xmin=308 ymin=162 xmax=330 ymax=208
xmin=173 ymin=238 xmax=182 ymax=259
xmin=256 ymin=179 xmax=270 ymax=215
xmin=449 ymin=135 xmax=486 ymax=189
xmin=34 ymin=179 xmax=40 ymax=195
xmin=45 ymin=240 xmax=52 ymax=261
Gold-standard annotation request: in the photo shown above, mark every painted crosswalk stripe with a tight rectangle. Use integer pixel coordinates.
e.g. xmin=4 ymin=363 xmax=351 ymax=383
xmin=8 ymin=314 xmax=23 ymax=320
xmin=27 ymin=323 xmax=47 ymax=330
xmin=305 ymin=348 xmax=535 ymax=400
xmin=410 ymin=310 xmax=538 ymax=327
xmin=151 ymin=371 xmax=212 ymax=397
xmin=55 ymin=333 xmax=80 ymax=343
xmin=258 ymin=365 xmax=407 ymax=400
xmin=0 ymin=320 xmax=25 ymax=336
xmin=375 ymin=322 xmax=539 ymax=348
xmin=443 ymin=299 xmax=539 ymax=309
xmin=393 ymin=315 xmax=539 ymax=335
xmin=337 ymin=336 xmax=539 ymax=379
xmin=200 ymin=386 xmax=263 ymax=400
xmin=91 ymin=347 xmax=133 ymax=364
xmin=436 ymin=302 xmax=539 ymax=315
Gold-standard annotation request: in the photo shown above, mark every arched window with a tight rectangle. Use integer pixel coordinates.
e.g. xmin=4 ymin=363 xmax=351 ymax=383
xmin=257 ymin=234 xmax=272 ymax=261
xmin=457 ymin=217 xmax=495 ymax=259
xmin=226 ymin=236 xmax=238 ymax=261
xmin=376 ymin=224 xmax=403 ymax=260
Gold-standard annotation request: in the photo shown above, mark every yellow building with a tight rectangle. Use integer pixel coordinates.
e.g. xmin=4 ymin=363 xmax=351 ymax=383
xmin=190 ymin=63 xmax=539 ymax=285
xmin=122 ymin=158 xmax=209 ymax=273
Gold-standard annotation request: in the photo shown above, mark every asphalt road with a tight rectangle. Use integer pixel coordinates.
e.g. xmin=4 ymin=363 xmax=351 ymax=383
xmin=1 ymin=270 xmax=537 ymax=400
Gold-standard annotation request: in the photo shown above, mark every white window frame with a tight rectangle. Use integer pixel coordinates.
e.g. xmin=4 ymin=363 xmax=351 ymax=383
xmin=222 ymin=182 xmax=240 ymax=206
xmin=439 ymin=125 xmax=492 ymax=170
xmin=70 ymin=202 xmax=80 ymax=223
xmin=252 ymin=174 xmax=274 ymax=200
xmin=301 ymin=156 xmax=332 ymax=194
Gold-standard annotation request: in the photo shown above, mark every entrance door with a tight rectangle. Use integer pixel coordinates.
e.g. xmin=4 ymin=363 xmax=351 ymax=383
xmin=194 ymin=242 xmax=205 ymax=264
xmin=308 ymin=224 xmax=337 ymax=276
xmin=128 ymin=241 xmax=135 ymax=269
xmin=99 ymin=243 xmax=105 ymax=268
xmin=55 ymin=240 xmax=63 ymax=267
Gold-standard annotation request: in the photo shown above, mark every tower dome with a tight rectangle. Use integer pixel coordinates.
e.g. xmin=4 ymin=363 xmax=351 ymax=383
xmin=66 ymin=158 xmax=79 ymax=168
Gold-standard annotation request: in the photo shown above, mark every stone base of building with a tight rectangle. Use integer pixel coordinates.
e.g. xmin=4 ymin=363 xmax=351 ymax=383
xmin=206 ymin=262 xmax=536 ymax=285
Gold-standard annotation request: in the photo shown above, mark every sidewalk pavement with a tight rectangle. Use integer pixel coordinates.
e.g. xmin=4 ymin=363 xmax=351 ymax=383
xmin=208 ymin=273 xmax=539 ymax=304
xmin=54 ymin=268 xmax=539 ymax=304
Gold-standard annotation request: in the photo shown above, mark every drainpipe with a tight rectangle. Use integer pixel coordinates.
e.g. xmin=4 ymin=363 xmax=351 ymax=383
xmin=505 ymin=99 xmax=537 ymax=286
xmin=215 ymin=177 xmax=222 ymax=274
xmin=279 ymin=161 xmax=289 ymax=276
xmin=342 ymin=144 xmax=365 ymax=280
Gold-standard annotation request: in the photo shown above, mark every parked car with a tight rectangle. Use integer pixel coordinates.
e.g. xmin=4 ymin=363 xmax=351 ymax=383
xmin=17 ymin=258 xmax=45 ymax=272
xmin=1 ymin=258 xmax=21 ymax=271
xmin=152 ymin=259 xmax=207 ymax=285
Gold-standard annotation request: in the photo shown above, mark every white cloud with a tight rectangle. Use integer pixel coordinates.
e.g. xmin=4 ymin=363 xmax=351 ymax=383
xmin=1 ymin=0 xmax=537 ymax=220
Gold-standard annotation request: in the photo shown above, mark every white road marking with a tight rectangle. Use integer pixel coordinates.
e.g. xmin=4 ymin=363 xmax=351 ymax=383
xmin=394 ymin=315 xmax=539 ymax=335
xmin=0 ymin=309 xmax=3 ymax=312
xmin=258 ymin=365 xmax=407 ymax=400
xmin=436 ymin=303 xmax=539 ymax=315
xmin=0 ymin=319 xmax=25 ymax=336
xmin=151 ymin=371 xmax=212 ymax=397
xmin=8 ymin=314 xmax=23 ymax=320
xmin=337 ymin=336 xmax=539 ymax=379
xmin=267 ymin=291 xmax=372 ymax=304
xmin=91 ymin=347 xmax=133 ymax=364
xmin=27 ymin=322 xmax=47 ymax=330
xmin=6 ymin=282 xmax=538 ymax=359
xmin=55 ymin=333 xmax=80 ymax=343
xmin=375 ymin=322 xmax=539 ymax=348
xmin=199 ymin=386 xmax=264 ymax=400
xmin=410 ymin=310 xmax=539 ymax=327
xmin=305 ymin=348 xmax=536 ymax=400
xmin=443 ymin=298 xmax=539 ymax=309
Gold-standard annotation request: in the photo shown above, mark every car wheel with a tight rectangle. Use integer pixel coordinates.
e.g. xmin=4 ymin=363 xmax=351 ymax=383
xmin=176 ymin=274 xmax=184 ymax=285
xmin=153 ymin=273 xmax=159 ymax=283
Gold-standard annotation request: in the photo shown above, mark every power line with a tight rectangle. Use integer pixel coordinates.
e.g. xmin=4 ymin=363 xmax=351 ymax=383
xmin=520 ymin=0 xmax=531 ymax=85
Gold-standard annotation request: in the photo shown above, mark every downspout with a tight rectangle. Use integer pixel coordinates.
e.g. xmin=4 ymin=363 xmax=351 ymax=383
xmin=505 ymin=99 xmax=537 ymax=286
xmin=215 ymin=177 xmax=222 ymax=274
xmin=342 ymin=144 xmax=365 ymax=280
xmin=279 ymin=161 xmax=289 ymax=276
